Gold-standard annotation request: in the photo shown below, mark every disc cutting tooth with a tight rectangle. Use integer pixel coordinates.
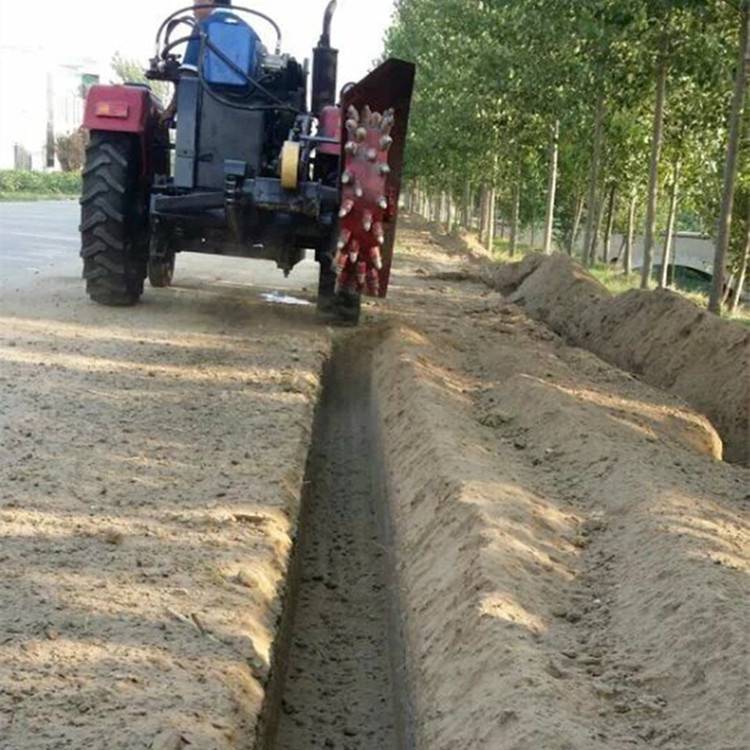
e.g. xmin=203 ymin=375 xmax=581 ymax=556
xmin=362 ymin=211 xmax=373 ymax=232
xmin=378 ymin=196 xmax=388 ymax=210
xmin=355 ymin=127 xmax=367 ymax=143
xmin=356 ymin=261 xmax=367 ymax=286
xmin=366 ymin=148 xmax=378 ymax=162
xmin=345 ymin=141 xmax=358 ymax=155
xmin=337 ymin=228 xmax=351 ymax=250
xmin=368 ymin=267 xmax=381 ymax=295
xmin=380 ymin=135 xmax=393 ymax=151
xmin=349 ymin=240 xmax=360 ymax=264
xmin=379 ymin=163 xmax=391 ymax=176
xmin=341 ymin=170 xmax=352 ymax=185
xmin=354 ymin=181 xmax=364 ymax=198
xmin=381 ymin=111 xmax=395 ymax=135
xmin=339 ymin=199 xmax=354 ymax=218
xmin=347 ymin=105 xmax=359 ymax=123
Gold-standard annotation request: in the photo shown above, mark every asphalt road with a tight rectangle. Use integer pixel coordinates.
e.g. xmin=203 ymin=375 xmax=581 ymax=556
xmin=0 ymin=201 xmax=81 ymax=289
xmin=0 ymin=200 xmax=319 ymax=295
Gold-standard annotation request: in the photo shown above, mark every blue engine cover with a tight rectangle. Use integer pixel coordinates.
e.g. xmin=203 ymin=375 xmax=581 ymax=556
xmin=203 ymin=13 xmax=260 ymax=87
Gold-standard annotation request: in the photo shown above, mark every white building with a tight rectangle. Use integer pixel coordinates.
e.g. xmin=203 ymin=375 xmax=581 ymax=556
xmin=0 ymin=44 xmax=108 ymax=171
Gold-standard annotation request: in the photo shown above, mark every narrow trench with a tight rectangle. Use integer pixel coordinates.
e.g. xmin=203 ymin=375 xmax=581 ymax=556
xmin=259 ymin=339 xmax=412 ymax=750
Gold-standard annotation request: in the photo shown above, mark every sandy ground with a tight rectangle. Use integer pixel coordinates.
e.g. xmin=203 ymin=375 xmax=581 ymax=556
xmin=372 ymin=221 xmax=750 ymax=749
xmin=0 ymin=268 xmax=329 ymax=749
xmin=2 ymin=214 xmax=749 ymax=750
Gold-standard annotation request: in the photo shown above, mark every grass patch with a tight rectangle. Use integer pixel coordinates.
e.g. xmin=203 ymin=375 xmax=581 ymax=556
xmin=0 ymin=170 xmax=81 ymax=201
xmin=0 ymin=192 xmax=79 ymax=202
xmin=588 ymin=264 xmax=647 ymax=296
xmin=492 ymin=238 xmax=536 ymax=261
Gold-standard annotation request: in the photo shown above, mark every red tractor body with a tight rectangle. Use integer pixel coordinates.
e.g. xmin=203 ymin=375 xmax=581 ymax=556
xmin=78 ymin=2 xmax=414 ymax=323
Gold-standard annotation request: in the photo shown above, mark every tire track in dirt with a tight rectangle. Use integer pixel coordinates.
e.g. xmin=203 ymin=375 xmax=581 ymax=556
xmin=266 ymin=339 xmax=411 ymax=750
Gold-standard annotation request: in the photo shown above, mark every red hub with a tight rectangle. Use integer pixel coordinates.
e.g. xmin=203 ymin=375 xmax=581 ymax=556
xmin=335 ymin=105 xmax=395 ymax=297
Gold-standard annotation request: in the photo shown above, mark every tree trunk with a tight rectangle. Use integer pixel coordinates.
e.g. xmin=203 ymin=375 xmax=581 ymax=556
xmin=543 ymin=120 xmax=560 ymax=254
xmin=462 ymin=182 xmax=472 ymax=228
xmin=660 ymin=159 xmax=681 ymax=288
xmin=583 ymin=91 xmax=606 ymax=266
xmin=625 ymin=193 xmax=637 ymax=275
xmin=530 ymin=221 xmax=536 ymax=250
xmin=479 ymin=187 xmax=490 ymax=246
xmin=641 ymin=33 xmax=670 ymax=290
xmin=589 ymin=191 xmax=605 ymax=265
xmin=731 ymin=197 xmax=750 ymax=313
xmin=485 ymin=188 xmax=496 ymax=252
xmin=569 ymin=195 xmax=584 ymax=255
xmin=510 ymin=177 xmax=521 ymax=257
xmin=711 ymin=1 xmax=750 ymax=314
xmin=603 ymin=183 xmax=617 ymax=264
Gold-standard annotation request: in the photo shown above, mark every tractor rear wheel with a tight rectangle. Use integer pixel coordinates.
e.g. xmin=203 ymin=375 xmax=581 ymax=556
xmin=80 ymin=132 xmax=148 ymax=306
xmin=148 ymin=252 xmax=175 ymax=288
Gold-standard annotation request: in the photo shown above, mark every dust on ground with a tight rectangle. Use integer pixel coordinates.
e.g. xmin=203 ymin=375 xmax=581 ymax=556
xmin=0 ymin=271 xmax=329 ymax=749
xmin=371 ymin=220 xmax=750 ymax=749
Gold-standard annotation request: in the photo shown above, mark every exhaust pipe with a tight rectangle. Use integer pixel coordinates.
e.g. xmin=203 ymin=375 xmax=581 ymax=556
xmin=312 ymin=0 xmax=339 ymax=116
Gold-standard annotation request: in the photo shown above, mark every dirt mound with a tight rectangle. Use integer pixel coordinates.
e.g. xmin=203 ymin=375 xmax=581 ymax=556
xmin=479 ymin=251 xmax=750 ymax=465
xmin=373 ymin=308 xmax=749 ymax=749
xmin=579 ymin=288 xmax=749 ymax=465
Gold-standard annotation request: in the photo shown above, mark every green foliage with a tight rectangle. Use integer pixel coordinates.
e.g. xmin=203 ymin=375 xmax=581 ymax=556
xmin=111 ymin=52 xmax=172 ymax=104
xmin=55 ymin=129 xmax=88 ymax=173
xmin=0 ymin=171 xmax=82 ymax=196
xmin=386 ymin=0 xmax=749 ymax=276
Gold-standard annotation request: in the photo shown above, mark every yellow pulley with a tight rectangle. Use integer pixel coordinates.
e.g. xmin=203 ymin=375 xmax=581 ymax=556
xmin=280 ymin=141 xmax=301 ymax=190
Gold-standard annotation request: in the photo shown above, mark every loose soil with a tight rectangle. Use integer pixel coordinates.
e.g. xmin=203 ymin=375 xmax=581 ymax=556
xmin=376 ymin=221 xmax=750 ymax=749
xmin=0 ymin=271 xmax=329 ymax=749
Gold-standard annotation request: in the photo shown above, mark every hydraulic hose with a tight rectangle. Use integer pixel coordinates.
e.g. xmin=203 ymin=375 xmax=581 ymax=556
xmin=320 ymin=1 xmax=338 ymax=47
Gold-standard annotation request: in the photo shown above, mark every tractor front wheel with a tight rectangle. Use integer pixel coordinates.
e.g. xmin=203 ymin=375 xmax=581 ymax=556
xmin=80 ymin=132 xmax=148 ymax=306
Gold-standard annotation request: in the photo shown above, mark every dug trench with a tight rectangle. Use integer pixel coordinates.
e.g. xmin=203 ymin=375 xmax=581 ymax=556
xmin=256 ymin=335 xmax=413 ymax=750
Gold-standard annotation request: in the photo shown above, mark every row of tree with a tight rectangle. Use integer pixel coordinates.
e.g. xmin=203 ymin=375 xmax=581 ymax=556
xmin=384 ymin=0 xmax=750 ymax=314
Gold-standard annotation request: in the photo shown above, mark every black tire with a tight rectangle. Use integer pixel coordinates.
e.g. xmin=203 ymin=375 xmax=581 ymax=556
xmin=148 ymin=252 xmax=175 ymax=288
xmin=317 ymin=254 xmax=362 ymax=326
xmin=80 ymin=132 xmax=148 ymax=306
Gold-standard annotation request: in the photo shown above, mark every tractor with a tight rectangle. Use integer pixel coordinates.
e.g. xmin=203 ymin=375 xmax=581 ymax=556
xmin=80 ymin=1 xmax=414 ymax=324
